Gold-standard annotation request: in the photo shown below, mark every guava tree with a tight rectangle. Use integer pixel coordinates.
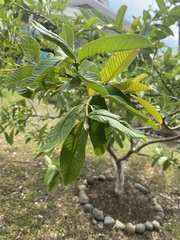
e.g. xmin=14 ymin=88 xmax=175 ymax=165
xmin=0 ymin=0 xmax=180 ymax=195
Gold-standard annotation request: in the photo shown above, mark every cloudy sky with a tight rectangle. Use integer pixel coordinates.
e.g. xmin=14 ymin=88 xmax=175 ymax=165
xmin=109 ymin=0 xmax=179 ymax=53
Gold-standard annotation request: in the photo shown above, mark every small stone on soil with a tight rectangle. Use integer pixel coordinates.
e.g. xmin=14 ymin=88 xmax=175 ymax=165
xmin=84 ymin=203 xmax=94 ymax=213
xmin=126 ymin=222 xmax=135 ymax=234
xmin=98 ymin=174 xmax=106 ymax=181
xmin=145 ymin=221 xmax=153 ymax=231
xmin=79 ymin=191 xmax=89 ymax=204
xmin=135 ymin=223 xmax=145 ymax=234
xmin=157 ymin=211 xmax=165 ymax=220
xmin=154 ymin=215 xmax=163 ymax=225
xmin=152 ymin=220 xmax=161 ymax=231
xmin=92 ymin=208 xmax=104 ymax=221
xmin=104 ymin=216 xmax=115 ymax=228
xmin=134 ymin=183 xmax=149 ymax=194
xmin=151 ymin=198 xmax=158 ymax=205
xmin=87 ymin=178 xmax=94 ymax=185
xmin=154 ymin=204 xmax=163 ymax=212
xmin=78 ymin=184 xmax=86 ymax=191
xmin=115 ymin=220 xmax=125 ymax=231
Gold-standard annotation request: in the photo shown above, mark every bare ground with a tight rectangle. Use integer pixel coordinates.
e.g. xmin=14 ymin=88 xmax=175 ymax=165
xmin=0 ymin=134 xmax=179 ymax=240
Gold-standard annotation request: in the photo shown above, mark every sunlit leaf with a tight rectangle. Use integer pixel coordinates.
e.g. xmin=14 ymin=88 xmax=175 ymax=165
xmin=101 ymin=49 xmax=139 ymax=84
xmin=131 ymin=95 xmax=163 ymax=124
xmin=78 ymin=34 xmax=153 ymax=62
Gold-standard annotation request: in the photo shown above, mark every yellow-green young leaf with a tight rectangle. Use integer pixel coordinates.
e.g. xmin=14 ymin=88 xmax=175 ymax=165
xmin=131 ymin=73 xmax=148 ymax=83
xmin=129 ymin=16 xmax=141 ymax=34
xmin=132 ymin=95 xmax=163 ymax=124
xmin=113 ymin=81 xmax=152 ymax=92
xmin=101 ymin=49 xmax=139 ymax=84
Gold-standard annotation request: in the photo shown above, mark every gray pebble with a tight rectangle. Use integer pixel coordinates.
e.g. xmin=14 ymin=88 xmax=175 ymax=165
xmin=152 ymin=220 xmax=161 ymax=231
xmin=87 ymin=178 xmax=94 ymax=185
xmin=151 ymin=198 xmax=158 ymax=205
xmin=115 ymin=220 xmax=125 ymax=231
xmin=92 ymin=208 xmax=104 ymax=221
xmin=145 ymin=221 xmax=153 ymax=231
xmin=134 ymin=183 xmax=149 ymax=194
xmin=135 ymin=223 xmax=145 ymax=234
xmin=78 ymin=184 xmax=86 ymax=191
xmin=154 ymin=204 xmax=163 ymax=212
xmin=98 ymin=174 xmax=106 ymax=181
xmin=126 ymin=222 xmax=135 ymax=234
xmin=157 ymin=211 xmax=165 ymax=220
xmin=104 ymin=216 xmax=115 ymax=228
xmin=154 ymin=215 xmax=163 ymax=225
xmin=79 ymin=191 xmax=89 ymax=204
xmin=84 ymin=203 xmax=94 ymax=213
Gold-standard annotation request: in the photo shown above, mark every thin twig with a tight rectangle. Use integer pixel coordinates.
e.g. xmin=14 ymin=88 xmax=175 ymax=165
xmin=13 ymin=2 xmax=57 ymax=29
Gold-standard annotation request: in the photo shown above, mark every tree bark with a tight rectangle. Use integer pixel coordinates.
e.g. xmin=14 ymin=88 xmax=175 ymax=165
xmin=114 ymin=160 xmax=126 ymax=195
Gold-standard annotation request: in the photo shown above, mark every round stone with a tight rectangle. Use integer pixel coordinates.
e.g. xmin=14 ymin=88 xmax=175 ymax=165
xmin=157 ymin=211 xmax=165 ymax=220
xmin=87 ymin=178 xmax=94 ymax=185
xmin=154 ymin=204 xmax=163 ymax=212
xmin=84 ymin=203 xmax=94 ymax=213
xmin=92 ymin=208 xmax=104 ymax=221
xmin=152 ymin=220 xmax=161 ymax=231
xmin=154 ymin=215 xmax=163 ymax=225
xmin=98 ymin=174 xmax=106 ymax=181
xmin=115 ymin=220 xmax=125 ymax=231
xmin=135 ymin=223 xmax=145 ymax=234
xmin=126 ymin=222 xmax=135 ymax=234
xmin=145 ymin=221 xmax=153 ymax=231
xmin=151 ymin=198 xmax=158 ymax=205
xmin=104 ymin=216 xmax=115 ymax=228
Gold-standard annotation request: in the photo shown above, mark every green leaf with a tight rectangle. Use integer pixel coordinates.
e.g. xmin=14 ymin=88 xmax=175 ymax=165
xmin=60 ymin=121 xmax=88 ymax=186
xmin=44 ymin=165 xmax=57 ymax=186
xmin=168 ymin=6 xmax=180 ymax=20
xmin=60 ymin=24 xmax=74 ymax=50
xmin=77 ymin=70 xmax=108 ymax=95
xmin=156 ymin=0 xmax=166 ymax=10
xmin=20 ymin=35 xmax=41 ymax=63
xmin=140 ymin=23 xmax=153 ymax=37
xmin=129 ymin=16 xmax=141 ymax=34
xmin=78 ymin=34 xmax=153 ymax=62
xmin=115 ymin=5 xmax=127 ymax=32
xmin=32 ymin=56 xmax=63 ymax=76
xmin=131 ymin=95 xmax=163 ymax=124
xmin=80 ymin=60 xmax=100 ymax=74
xmin=79 ymin=8 xmax=91 ymax=20
xmin=107 ymin=95 xmax=158 ymax=130
xmin=89 ymin=109 xmax=145 ymax=139
xmin=7 ymin=66 xmax=34 ymax=89
xmin=113 ymin=81 xmax=152 ymax=92
xmin=41 ymin=105 xmax=83 ymax=151
xmin=88 ymin=119 xmax=109 ymax=156
xmin=16 ymin=87 xmax=33 ymax=98
xmin=48 ymin=173 xmax=60 ymax=191
xmin=90 ymin=9 xmax=112 ymax=24
xmin=30 ymin=20 xmax=75 ymax=60
xmin=101 ymin=49 xmax=139 ymax=83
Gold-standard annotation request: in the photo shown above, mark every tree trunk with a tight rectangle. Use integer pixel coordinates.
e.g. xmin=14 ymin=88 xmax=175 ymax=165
xmin=114 ymin=160 xmax=126 ymax=195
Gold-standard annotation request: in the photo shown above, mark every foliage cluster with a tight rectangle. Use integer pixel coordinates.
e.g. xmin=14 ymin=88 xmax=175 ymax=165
xmin=0 ymin=0 xmax=180 ymax=191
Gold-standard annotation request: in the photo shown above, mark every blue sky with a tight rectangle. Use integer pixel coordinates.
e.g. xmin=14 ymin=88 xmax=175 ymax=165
xmin=109 ymin=0 xmax=179 ymax=53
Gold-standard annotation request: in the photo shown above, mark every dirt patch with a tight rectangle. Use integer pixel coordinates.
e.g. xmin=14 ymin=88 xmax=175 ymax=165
xmin=87 ymin=176 xmax=155 ymax=224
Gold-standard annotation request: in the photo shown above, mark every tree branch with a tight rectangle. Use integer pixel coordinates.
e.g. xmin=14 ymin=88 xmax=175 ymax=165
xmin=13 ymin=2 xmax=57 ymax=30
xmin=135 ymin=135 xmax=180 ymax=153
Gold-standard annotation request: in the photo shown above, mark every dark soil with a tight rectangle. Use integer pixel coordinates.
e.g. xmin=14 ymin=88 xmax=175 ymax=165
xmin=87 ymin=176 xmax=155 ymax=224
